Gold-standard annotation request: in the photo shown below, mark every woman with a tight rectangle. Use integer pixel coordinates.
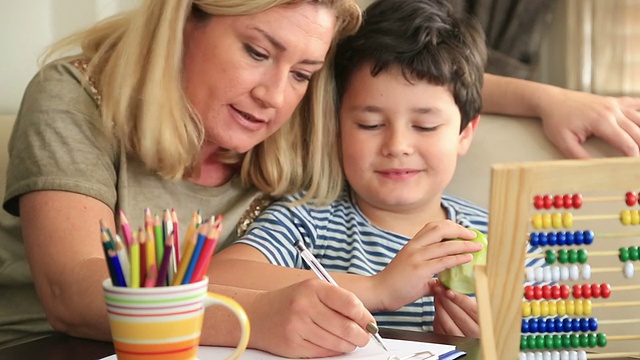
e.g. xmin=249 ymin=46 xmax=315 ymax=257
xmin=0 ymin=1 xmax=373 ymax=358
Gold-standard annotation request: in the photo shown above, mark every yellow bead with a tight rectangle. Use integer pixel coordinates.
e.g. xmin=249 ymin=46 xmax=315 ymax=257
xmin=523 ymin=301 xmax=532 ymax=317
xmin=566 ymin=300 xmax=575 ymax=315
xmin=575 ymin=299 xmax=584 ymax=315
xmin=532 ymin=214 xmax=543 ymax=229
xmin=548 ymin=300 xmax=557 ymax=316
xmin=540 ymin=301 xmax=549 ymax=316
xmin=556 ymin=300 xmax=566 ymax=316
xmin=543 ymin=214 xmax=552 ymax=229
xmin=562 ymin=212 xmax=574 ymax=228
xmin=632 ymin=210 xmax=640 ymax=225
xmin=621 ymin=210 xmax=632 ymax=225
xmin=552 ymin=213 xmax=563 ymax=228
xmin=583 ymin=300 xmax=592 ymax=315
xmin=531 ymin=300 xmax=541 ymax=317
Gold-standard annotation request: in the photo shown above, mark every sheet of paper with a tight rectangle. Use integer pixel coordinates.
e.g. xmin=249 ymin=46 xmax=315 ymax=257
xmin=101 ymin=338 xmax=456 ymax=360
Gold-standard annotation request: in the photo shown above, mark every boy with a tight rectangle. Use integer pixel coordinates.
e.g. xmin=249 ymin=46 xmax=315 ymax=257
xmin=212 ymin=0 xmax=488 ymax=336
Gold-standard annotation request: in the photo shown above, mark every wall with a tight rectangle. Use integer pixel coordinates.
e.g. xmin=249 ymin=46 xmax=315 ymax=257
xmin=0 ymin=0 xmax=137 ymax=114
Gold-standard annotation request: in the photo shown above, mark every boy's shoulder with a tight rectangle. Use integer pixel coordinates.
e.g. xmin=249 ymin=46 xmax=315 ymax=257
xmin=442 ymin=194 xmax=488 ymax=232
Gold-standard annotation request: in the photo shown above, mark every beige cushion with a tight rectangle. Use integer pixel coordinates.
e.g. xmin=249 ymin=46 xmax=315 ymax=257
xmin=0 ymin=115 xmax=15 ymax=203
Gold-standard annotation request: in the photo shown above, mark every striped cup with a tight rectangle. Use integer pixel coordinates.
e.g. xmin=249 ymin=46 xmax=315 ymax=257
xmin=102 ymin=277 xmax=249 ymax=360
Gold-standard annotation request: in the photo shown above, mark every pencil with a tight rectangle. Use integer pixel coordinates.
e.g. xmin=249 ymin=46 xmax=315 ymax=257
xmin=163 ymin=209 xmax=176 ymax=284
xmin=137 ymin=227 xmax=147 ymax=285
xmin=100 ymin=224 xmax=117 ymax=285
xmin=172 ymin=223 xmax=198 ymax=286
xmin=130 ymin=231 xmax=140 ymax=288
xmin=115 ymin=235 xmax=130 ymax=287
xmin=154 ymin=214 xmax=164 ymax=266
xmin=182 ymin=222 xmax=208 ymax=284
xmin=107 ymin=248 xmax=127 ymax=287
xmin=119 ymin=210 xmax=133 ymax=251
xmin=155 ymin=235 xmax=174 ymax=287
xmin=191 ymin=216 xmax=222 ymax=283
xmin=171 ymin=208 xmax=180 ymax=264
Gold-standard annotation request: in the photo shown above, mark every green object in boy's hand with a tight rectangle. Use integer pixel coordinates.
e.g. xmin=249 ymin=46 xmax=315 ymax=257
xmin=438 ymin=228 xmax=487 ymax=294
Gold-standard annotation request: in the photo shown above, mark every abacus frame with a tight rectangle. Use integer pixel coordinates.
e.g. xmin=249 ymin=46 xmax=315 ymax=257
xmin=475 ymin=157 xmax=640 ymax=359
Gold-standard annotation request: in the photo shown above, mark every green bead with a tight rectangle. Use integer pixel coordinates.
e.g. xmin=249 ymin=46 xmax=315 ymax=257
xmin=597 ymin=333 xmax=607 ymax=347
xmin=620 ymin=247 xmax=630 ymax=262
xmin=568 ymin=249 xmax=578 ymax=263
xmin=577 ymin=249 xmax=588 ymax=264
xmin=527 ymin=335 xmax=536 ymax=350
xmin=553 ymin=334 xmax=562 ymax=349
xmin=535 ymin=335 xmax=545 ymax=349
xmin=561 ymin=334 xmax=571 ymax=348
xmin=588 ymin=333 xmax=597 ymax=347
xmin=629 ymin=246 xmax=639 ymax=261
xmin=580 ymin=333 xmax=589 ymax=347
xmin=545 ymin=250 xmax=556 ymax=264
xmin=558 ymin=249 xmax=569 ymax=264
xmin=544 ymin=334 xmax=553 ymax=349
xmin=569 ymin=333 xmax=580 ymax=347
xmin=520 ymin=336 xmax=528 ymax=350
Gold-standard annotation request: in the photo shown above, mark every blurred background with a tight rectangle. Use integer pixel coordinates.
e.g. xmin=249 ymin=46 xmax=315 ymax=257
xmin=1 ymin=0 xmax=638 ymax=114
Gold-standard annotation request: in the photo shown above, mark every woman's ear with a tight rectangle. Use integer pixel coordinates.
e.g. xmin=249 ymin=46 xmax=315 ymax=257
xmin=457 ymin=116 xmax=480 ymax=156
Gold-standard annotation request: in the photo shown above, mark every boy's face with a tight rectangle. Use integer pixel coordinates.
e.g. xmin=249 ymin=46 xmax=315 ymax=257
xmin=339 ymin=65 xmax=478 ymax=215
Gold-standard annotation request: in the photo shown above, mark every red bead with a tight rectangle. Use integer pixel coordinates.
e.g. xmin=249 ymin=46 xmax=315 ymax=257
xmin=600 ymin=283 xmax=611 ymax=298
xmin=563 ymin=194 xmax=573 ymax=209
xmin=581 ymin=284 xmax=592 ymax=299
xmin=542 ymin=285 xmax=552 ymax=300
xmin=591 ymin=283 xmax=601 ymax=298
xmin=524 ymin=285 xmax=534 ymax=300
xmin=573 ymin=284 xmax=582 ymax=299
xmin=534 ymin=286 xmax=543 ymax=300
xmin=553 ymin=195 xmax=564 ymax=209
xmin=534 ymin=195 xmax=544 ymax=209
xmin=543 ymin=195 xmax=553 ymax=209
xmin=551 ymin=285 xmax=561 ymax=299
xmin=560 ymin=285 xmax=570 ymax=299
xmin=626 ymin=191 xmax=637 ymax=207
xmin=572 ymin=194 xmax=583 ymax=209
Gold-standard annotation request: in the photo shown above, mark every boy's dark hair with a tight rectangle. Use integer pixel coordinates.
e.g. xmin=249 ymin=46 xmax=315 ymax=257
xmin=335 ymin=0 xmax=487 ymax=131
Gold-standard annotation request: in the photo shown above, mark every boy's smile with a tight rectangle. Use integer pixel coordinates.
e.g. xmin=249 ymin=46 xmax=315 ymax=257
xmin=339 ymin=64 xmax=478 ymax=221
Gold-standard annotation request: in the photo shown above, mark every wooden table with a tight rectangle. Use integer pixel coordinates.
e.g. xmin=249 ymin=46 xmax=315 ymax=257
xmin=0 ymin=329 xmax=479 ymax=360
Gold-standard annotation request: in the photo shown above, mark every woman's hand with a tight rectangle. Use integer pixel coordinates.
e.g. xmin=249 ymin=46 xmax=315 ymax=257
xmin=371 ymin=221 xmax=482 ymax=312
xmin=432 ymin=280 xmax=480 ymax=338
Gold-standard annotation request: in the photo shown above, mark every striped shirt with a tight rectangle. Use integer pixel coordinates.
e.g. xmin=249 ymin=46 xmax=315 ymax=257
xmin=237 ymin=190 xmax=490 ymax=332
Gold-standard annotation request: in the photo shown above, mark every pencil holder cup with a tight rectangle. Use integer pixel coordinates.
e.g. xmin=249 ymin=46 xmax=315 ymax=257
xmin=102 ymin=277 xmax=249 ymax=360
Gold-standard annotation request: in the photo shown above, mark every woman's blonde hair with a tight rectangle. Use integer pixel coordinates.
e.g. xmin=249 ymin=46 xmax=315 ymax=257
xmin=44 ymin=0 xmax=361 ymax=204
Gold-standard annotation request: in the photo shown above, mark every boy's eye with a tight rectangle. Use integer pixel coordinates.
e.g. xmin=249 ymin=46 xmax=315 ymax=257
xmin=357 ymin=123 xmax=381 ymax=130
xmin=414 ymin=125 xmax=438 ymax=132
xmin=244 ymin=44 xmax=268 ymax=61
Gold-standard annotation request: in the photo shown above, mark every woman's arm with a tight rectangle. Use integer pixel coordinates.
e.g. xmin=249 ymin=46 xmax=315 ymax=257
xmin=483 ymin=74 xmax=640 ymax=158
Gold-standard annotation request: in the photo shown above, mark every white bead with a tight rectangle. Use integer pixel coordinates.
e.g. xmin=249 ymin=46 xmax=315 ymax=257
xmin=560 ymin=266 xmax=570 ymax=281
xmin=535 ymin=351 xmax=543 ymax=360
xmin=560 ymin=350 xmax=569 ymax=360
xmin=526 ymin=267 xmax=535 ymax=282
xmin=569 ymin=264 xmax=580 ymax=281
xmin=569 ymin=350 xmax=578 ymax=360
xmin=581 ymin=264 xmax=591 ymax=280
xmin=551 ymin=351 xmax=560 ymax=360
xmin=577 ymin=350 xmax=587 ymax=360
xmin=543 ymin=267 xmax=552 ymax=282
xmin=542 ymin=351 xmax=552 ymax=360
xmin=551 ymin=266 xmax=560 ymax=282
xmin=527 ymin=352 xmax=536 ymax=360
xmin=624 ymin=262 xmax=635 ymax=278
xmin=535 ymin=267 xmax=544 ymax=282
xmin=520 ymin=352 xmax=528 ymax=360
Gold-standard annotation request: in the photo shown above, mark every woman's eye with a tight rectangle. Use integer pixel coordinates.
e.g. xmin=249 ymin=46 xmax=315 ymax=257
xmin=292 ymin=71 xmax=311 ymax=83
xmin=244 ymin=44 xmax=268 ymax=61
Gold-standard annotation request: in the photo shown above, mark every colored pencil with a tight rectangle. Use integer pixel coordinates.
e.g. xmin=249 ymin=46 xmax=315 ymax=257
xmin=154 ymin=214 xmax=164 ymax=266
xmin=191 ymin=216 xmax=222 ymax=283
xmin=137 ymin=227 xmax=147 ymax=285
xmin=115 ymin=235 xmax=130 ymax=287
xmin=130 ymin=231 xmax=140 ymax=288
xmin=182 ymin=223 xmax=208 ymax=284
xmin=172 ymin=223 xmax=198 ymax=286
xmin=119 ymin=210 xmax=133 ymax=251
xmin=107 ymin=248 xmax=127 ymax=287
xmin=100 ymin=224 xmax=117 ymax=285
xmin=171 ymin=208 xmax=180 ymax=264
xmin=155 ymin=235 xmax=174 ymax=287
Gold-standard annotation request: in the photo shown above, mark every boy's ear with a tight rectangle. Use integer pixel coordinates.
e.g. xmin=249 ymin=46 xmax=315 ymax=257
xmin=457 ymin=115 xmax=480 ymax=156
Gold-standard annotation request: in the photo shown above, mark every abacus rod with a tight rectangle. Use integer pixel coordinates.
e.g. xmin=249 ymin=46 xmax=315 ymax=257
xmin=611 ymin=284 xmax=640 ymax=291
xmin=573 ymin=214 xmax=619 ymax=221
xmin=587 ymin=352 xmax=640 ymax=359
xmin=591 ymin=266 xmax=640 ymax=273
xmin=592 ymin=301 xmax=640 ymax=308
xmin=600 ymin=318 xmax=640 ymax=325
xmin=596 ymin=231 xmax=640 ymax=238
xmin=525 ymin=250 xmax=619 ymax=259
xmin=582 ymin=195 xmax=628 ymax=203
xmin=606 ymin=334 xmax=640 ymax=341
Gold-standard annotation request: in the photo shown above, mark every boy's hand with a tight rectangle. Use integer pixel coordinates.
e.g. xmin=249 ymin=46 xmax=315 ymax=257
xmin=432 ymin=280 xmax=480 ymax=338
xmin=371 ymin=220 xmax=482 ymax=311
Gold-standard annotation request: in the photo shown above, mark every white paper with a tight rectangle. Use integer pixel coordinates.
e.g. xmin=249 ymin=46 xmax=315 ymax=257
xmin=101 ymin=338 xmax=455 ymax=359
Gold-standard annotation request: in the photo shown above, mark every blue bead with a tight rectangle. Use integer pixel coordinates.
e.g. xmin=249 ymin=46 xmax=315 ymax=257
xmin=571 ymin=318 xmax=580 ymax=332
xmin=565 ymin=231 xmax=575 ymax=245
xmin=555 ymin=318 xmax=564 ymax=331
xmin=574 ymin=231 xmax=584 ymax=245
xmin=522 ymin=319 xmax=529 ymax=333
xmin=547 ymin=318 xmax=556 ymax=332
xmin=562 ymin=318 xmax=572 ymax=332
xmin=589 ymin=317 xmax=598 ymax=331
xmin=548 ymin=232 xmax=558 ymax=246
xmin=530 ymin=233 xmax=539 ymax=247
xmin=538 ymin=318 xmax=547 ymax=333
xmin=538 ymin=233 xmax=548 ymax=246
xmin=530 ymin=318 xmax=539 ymax=333
xmin=584 ymin=230 xmax=595 ymax=245
xmin=557 ymin=232 xmax=567 ymax=246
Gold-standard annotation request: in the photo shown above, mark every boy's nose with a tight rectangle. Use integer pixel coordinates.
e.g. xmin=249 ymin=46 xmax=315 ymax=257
xmin=381 ymin=130 xmax=413 ymax=157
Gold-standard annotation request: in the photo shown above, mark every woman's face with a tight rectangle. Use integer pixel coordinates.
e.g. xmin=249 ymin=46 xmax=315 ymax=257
xmin=183 ymin=3 xmax=336 ymax=153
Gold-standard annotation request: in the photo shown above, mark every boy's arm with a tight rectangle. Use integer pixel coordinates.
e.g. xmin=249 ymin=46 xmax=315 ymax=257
xmin=482 ymin=73 xmax=640 ymax=159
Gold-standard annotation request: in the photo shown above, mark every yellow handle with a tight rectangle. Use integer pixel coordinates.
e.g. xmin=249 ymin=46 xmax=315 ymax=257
xmin=204 ymin=292 xmax=250 ymax=360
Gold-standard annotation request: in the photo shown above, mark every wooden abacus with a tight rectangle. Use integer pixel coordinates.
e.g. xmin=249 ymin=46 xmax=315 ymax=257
xmin=475 ymin=157 xmax=640 ymax=359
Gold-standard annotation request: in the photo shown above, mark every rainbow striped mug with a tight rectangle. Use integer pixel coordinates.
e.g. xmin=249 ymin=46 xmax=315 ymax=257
xmin=102 ymin=277 xmax=249 ymax=360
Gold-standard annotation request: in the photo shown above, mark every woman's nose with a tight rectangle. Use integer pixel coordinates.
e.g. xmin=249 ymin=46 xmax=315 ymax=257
xmin=251 ymin=71 xmax=286 ymax=109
